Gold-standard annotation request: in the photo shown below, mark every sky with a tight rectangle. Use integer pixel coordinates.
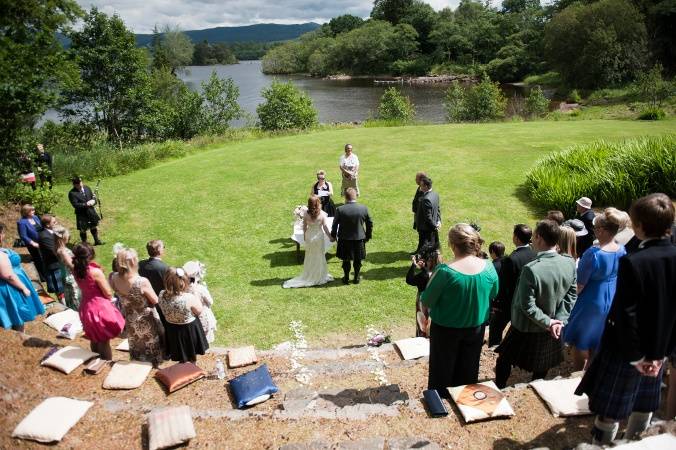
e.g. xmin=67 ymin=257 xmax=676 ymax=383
xmin=74 ymin=0 xmax=463 ymax=34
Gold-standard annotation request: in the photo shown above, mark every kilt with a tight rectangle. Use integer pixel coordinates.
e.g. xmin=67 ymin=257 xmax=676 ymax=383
xmin=336 ymin=239 xmax=366 ymax=261
xmin=75 ymin=208 xmax=100 ymax=231
xmin=495 ymin=327 xmax=564 ymax=373
xmin=575 ymin=348 xmax=663 ymax=420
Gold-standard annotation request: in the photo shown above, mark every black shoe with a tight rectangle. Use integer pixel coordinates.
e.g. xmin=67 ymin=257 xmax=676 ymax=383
xmin=341 ymin=276 xmax=349 ymax=285
xmin=353 ymin=277 xmax=360 ymax=284
xmin=94 ymin=240 xmax=105 ymax=246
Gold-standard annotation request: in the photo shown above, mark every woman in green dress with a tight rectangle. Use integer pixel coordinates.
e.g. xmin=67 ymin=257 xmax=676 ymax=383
xmin=53 ymin=226 xmax=81 ymax=310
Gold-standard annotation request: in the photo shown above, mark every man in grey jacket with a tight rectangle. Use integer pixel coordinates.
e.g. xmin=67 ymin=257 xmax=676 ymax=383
xmin=415 ymin=176 xmax=441 ymax=253
xmin=331 ymin=188 xmax=373 ymax=284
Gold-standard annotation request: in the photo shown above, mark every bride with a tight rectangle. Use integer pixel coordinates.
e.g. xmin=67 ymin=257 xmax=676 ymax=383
xmin=283 ymin=195 xmax=333 ymax=288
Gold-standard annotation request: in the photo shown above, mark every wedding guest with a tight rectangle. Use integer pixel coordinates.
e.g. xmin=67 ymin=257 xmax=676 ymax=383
xmin=68 ymin=176 xmax=103 ymax=245
xmin=558 ymin=226 xmax=578 ymax=259
xmin=0 ymin=223 xmax=44 ymax=331
xmin=159 ymin=267 xmax=208 ymax=362
xmin=575 ymin=197 xmax=595 ymax=255
xmin=110 ymin=247 xmax=164 ymax=366
xmin=576 ymin=193 xmax=676 ymax=444
xmin=311 ymin=170 xmax=335 ymax=217
xmin=139 ymin=239 xmax=168 ymax=296
xmin=488 ymin=241 xmax=505 ymax=275
xmin=546 ymin=210 xmax=565 ymax=226
xmin=405 ymin=243 xmax=438 ymax=337
xmin=411 ymin=171 xmax=427 ymax=237
xmin=73 ymin=243 xmax=124 ymax=360
xmin=421 ymin=224 xmax=498 ymax=394
xmin=564 ymin=209 xmax=626 ymax=371
xmin=339 ymin=143 xmax=359 ymax=197
xmin=183 ymin=260 xmax=217 ymax=343
xmin=488 ymin=224 xmax=536 ymax=347
xmin=415 ymin=176 xmax=441 ymax=254
xmin=53 ymin=226 xmax=81 ymax=310
xmin=38 ymin=214 xmax=63 ymax=296
xmin=16 ymin=204 xmax=46 ymax=282
xmin=35 ymin=143 xmax=53 ymax=189
xmin=607 ymin=207 xmax=634 ymax=246
xmin=495 ymin=220 xmax=577 ymax=388
xmin=563 ymin=219 xmax=588 ymax=258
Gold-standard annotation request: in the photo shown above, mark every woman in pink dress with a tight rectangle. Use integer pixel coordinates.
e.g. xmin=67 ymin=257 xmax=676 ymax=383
xmin=72 ymin=243 xmax=124 ymax=360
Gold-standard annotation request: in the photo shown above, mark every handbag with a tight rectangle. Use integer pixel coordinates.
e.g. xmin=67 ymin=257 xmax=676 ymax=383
xmin=13 ymin=238 xmax=25 ymax=248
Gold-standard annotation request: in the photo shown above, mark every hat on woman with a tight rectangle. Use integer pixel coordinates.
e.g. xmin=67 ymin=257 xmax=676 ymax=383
xmin=563 ymin=219 xmax=588 ymax=237
xmin=183 ymin=260 xmax=206 ymax=282
xmin=576 ymin=197 xmax=592 ymax=209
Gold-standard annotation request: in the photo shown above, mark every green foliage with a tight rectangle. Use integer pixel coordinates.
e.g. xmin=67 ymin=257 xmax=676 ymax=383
xmin=568 ymin=89 xmax=582 ymax=104
xmin=328 ymin=15 xmax=364 ymax=36
xmin=637 ymin=107 xmax=666 ymax=121
xmin=192 ymin=40 xmax=237 ymax=65
xmin=631 ymin=64 xmax=675 ymax=109
xmin=523 ymin=72 xmax=561 ymax=87
xmin=390 ymin=57 xmax=431 ymax=76
xmin=151 ymin=25 xmax=194 ymax=73
xmin=3 ymin=185 xmax=60 ymax=215
xmin=371 ymin=0 xmax=414 ymax=24
xmin=525 ymin=86 xmax=550 ymax=118
xmin=444 ymin=75 xmax=507 ymax=122
xmin=257 ymin=81 xmax=318 ymax=131
xmin=525 ymin=135 xmax=676 ymax=215
xmin=37 ymin=121 xmax=102 ymax=154
xmin=200 ymin=72 xmax=243 ymax=133
xmin=377 ymin=87 xmax=416 ymax=122
xmin=228 ymin=41 xmax=278 ymax=61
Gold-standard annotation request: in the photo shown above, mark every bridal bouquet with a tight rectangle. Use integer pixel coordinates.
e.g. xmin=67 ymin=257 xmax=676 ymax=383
xmin=293 ymin=205 xmax=307 ymax=223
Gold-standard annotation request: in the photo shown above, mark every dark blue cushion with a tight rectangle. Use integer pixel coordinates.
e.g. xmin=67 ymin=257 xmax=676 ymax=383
xmin=228 ymin=364 xmax=279 ymax=409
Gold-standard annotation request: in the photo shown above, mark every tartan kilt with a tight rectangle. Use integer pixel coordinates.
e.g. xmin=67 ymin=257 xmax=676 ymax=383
xmin=575 ymin=348 xmax=663 ymax=420
xmin=336 ymin=239 xmax=366 ymax=261
xmin=495 ymin=327 xmax=564 ymax=373
xmin=75 ymin=208 xmax=100 ymax=231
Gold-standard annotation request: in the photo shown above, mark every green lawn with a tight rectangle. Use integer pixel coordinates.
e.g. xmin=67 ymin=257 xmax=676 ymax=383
xmin=52 ymin=118 xmax=676 ymax=348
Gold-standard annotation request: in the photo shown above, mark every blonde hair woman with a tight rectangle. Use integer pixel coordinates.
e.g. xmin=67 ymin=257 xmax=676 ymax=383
xmin=421 ymin=224 xmax=499 ymax=395
xmin=53 ymin=226 xmax=81 ymax=310
xmin=311 ymin=169 xmax=335 ymax=217
xmin=558 ymin=226 xmax=578 ymax=260
xmin=110 ymin=247 xmax=165 ymax=366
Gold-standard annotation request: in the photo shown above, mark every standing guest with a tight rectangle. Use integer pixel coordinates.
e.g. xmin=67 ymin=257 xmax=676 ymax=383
xmin=18 ymin=150 xmax=36 ymax=190
xmin=488 ymin=224 xmax=537 ymax=347
xmin=405 ymin=243 xmax=438 ymax=337
xmin=110 ymin=247 xmax=164 ymax=367
xmin=16 ymin=204 xmax=46 ymax=282
xmin=68 ymin=176 xmax=103 ymax=245
xmin=415 ymin=176 xmax=441 ymax=254
xmin=53 ymin=226 xmax=81 ymax=310
xmin=35 ymin=144 xmax=53 ymax=189
xmin=139 ymin=240 xmax=169 ymax=296
xmin=564 ymin=209 xmax=626 ymax=371
xmin=606 ymin=207 xmax=634 ymax=246
xmin=339 ymin=143 xmax=360 ymax=197
xmin=411 ymin=171 xmax=427 ymax=238
xmin=576 ymin=197 xmax=596 ymax=256
xmin=330 ymin=188 xmax=373 ymax=284
xmin=495 ymin=220 xmax=577 ymax=388
xmin=546 ymin=210 xmax=565 ymax=226
xmin=0 ymin=223 xmax=44 ymax=331
xmin=575 ymin=194 xmax=676 ymax=444
xmin=421 ymin=224 xmax=498 ymax=394
xmin=558 ymin=226 xmax=578 ymax=260
xmin=184 ymin=260 xmax=217 ymax=344
xmin=72 ymin=243 xmax=124 ymax=360
xmin=488 ymin=241 xmax=505 ymax=275
xmin=563 ymin=219 xmax=588 ymax=258
xmin=38 ymin=214 xmax=63 ymax=297
xmin=311 ymin=170 xmax=335 ymax=217
xmin=159 ymin=268 xmax=209 ymax=362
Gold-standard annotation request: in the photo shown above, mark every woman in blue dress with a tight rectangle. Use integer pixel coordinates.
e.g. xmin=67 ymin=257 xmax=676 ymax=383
xmin=563 ymin=209 xmax=626 ymax=370
xmin=0 ymin=223 xmax=45 ymax=331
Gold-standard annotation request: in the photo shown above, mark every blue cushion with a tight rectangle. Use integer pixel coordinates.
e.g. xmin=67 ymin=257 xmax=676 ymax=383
xmin=228 ymin=364 xmax=279 ymax=409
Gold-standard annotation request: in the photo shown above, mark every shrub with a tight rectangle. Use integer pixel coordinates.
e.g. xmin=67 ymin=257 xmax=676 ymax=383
xmin=631 ymin=64 xmax=675 ymax=109
xmin=637 ymin=107 xmax=666 ymax=120
xmin=445 ymin=75 xmax=506 ymax=122
xmin=524 ymin=135 xmax=676 ymax=216
xmin=377 ymin=87 xmax=415 ymax=122
xmin=567 ymin=89 xmax=582 ymax=104
xmin=525 ymin=86 xmax=549 ymax=118
xmin=200 ymin=72 xmax=243 ymax=133
xmin=2 ymin=185 xmax=60 ymax=215
xmin=257 ymin=81 xmax=318 ymax=131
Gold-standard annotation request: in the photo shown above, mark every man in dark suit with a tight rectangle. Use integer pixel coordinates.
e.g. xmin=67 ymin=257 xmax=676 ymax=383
xmin=576 ymin=196 xmax=595 ymax=256
xmin=576 ymin=193 xmax=676 ymax=444
xmin=37 ymin=214 xmax=62 ymax=295
xmin=411 ymin=171 xmax=426 ymax=231
xmin=68 ymin=176 xmax=103 ymax=244
xmin=331 ymin=187 xmax=373 ymax=284
xmin=139 ymin=239 xmax=169 ymax=295
xmin=415 ymin=176 xmax=441 ymax=254
xmin=488 ymin=224 xmax=537 ymax=347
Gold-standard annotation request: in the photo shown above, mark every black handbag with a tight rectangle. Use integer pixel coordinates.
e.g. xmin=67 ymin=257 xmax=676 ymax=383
xmin=13 ymin=238 xmax=25 ymax=248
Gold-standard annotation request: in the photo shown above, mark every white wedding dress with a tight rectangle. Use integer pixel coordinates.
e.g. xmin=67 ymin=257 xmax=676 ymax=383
xmin=283 ymin=213 xmax=333 ymax=288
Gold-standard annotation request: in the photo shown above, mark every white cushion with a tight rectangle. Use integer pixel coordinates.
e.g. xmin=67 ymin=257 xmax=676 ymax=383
xmin=448 ymin=381 xmax=515 ymax=423
xmin=394 ymin=337 xmax=429 ymax=360
xmin=530 ymin=377 xmax=591 ymax=417
xmin=613 ymin=434 xmax=676 ymax=449
xmin=12 ymin=397 xmax=93 ymax=443
xmin=245 ymin=394 xmax=271 ymax=406
xmin=227 ymin=346 xmax=258 ymax=368
xmin=148 ymin=406 xmax=196 ymax=450
xmin=103 ymin=361 xmax=153 ymax=390
xmin=116 ymin=339 xmax=130 ymax=351
xmin=41 ymin=346 xmax=99 ymax=374
xmin=43 ymin=309 xmax=83 ymax=335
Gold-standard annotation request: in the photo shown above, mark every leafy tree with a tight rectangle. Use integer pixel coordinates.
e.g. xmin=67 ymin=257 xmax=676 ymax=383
xmin=0 ymin=0 xmax=82 ymax=186
xmin=200 ymin=72 xmax=242 ymax=133
xmin=444 ymin=75 xmax=506 ymax=122
xmin=151 ymin=25 xmax=194 ymax=73
xmin=444 ymin=81 xmax=468 ymax=122
xmin=145 ymin=68 xmax=203 ymax=139
xmin=525 ymin=86 xmax=549 ymax=117
xmin=328 ymin=15 xmax=364 ymax=36
xmin=401 ymin=1 xmax=439 ymax=53
xmin=377 ymin=87 xmax=416 ymax=121
xmin=257 ymin=81 xmax=318 ymax=131
xmin=211 ymin=43 xmax=237 ymax=65
xmin=371 ymin=0 xmax=414 ymax=24
xmin=632 ymin=64 xmax=675 ymax=108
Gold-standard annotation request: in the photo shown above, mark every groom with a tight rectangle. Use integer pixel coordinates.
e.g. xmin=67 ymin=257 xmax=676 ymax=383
xmin=331 ymin=187 xmax=373 ymax=284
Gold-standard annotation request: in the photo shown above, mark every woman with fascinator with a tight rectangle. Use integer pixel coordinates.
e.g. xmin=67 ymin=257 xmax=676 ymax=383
xmin=184 ymin=260 xmax=217 ymax=343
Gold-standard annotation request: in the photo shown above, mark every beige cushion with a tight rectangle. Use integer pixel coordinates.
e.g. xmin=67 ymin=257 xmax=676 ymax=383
xmin=103 ymin=361 xmax=153 ymax=390
xmin=41 ymin=346 xmax=99 ymax=374
xmin=43 ymin=309 xmax=83 ymax=335
xmin=12 ymin=397 xmax=93 ymax=443
xmin=394 ymin=337 xmax=429 ymax=360
xmin=148 ymin=406 xmax=196 ymax=450
xmin=448 ymin=381 xmax=515 ymax=423
xmin=227 ymin=346 xmax=258 ymax=368
xmin=530 ymin=377 xmax=591 ymax=417
xmin=116 ymin=339 xmax=130 ymax=351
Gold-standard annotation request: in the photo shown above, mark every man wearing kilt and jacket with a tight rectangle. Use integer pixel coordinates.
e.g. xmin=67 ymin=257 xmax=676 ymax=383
xmin=575 ymin=193 xmax=676 ymax=445
xmin=68 ymin=176 xmax=104 ymax=245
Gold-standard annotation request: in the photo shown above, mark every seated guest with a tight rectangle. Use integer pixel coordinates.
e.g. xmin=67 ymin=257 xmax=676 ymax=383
xmin=53 ymin=226 xmax=81 ymax=310
xmin=139 ymin=239 xmax=168 ymax=296
xmin=488 ymin=241 xmax=505 ymax=275
xmin=73 ymin=243 xmax=124 ymax=360
xmin=38 ymin=214 xmax=63 ymax=297
xmin=159 ymin=268 xmax=208 ymax=362
xmin=183 ymin=260 xmax=217 ymax=344
xmin=311 ymin=170 xmax=335 ymax=217
xmin=405 ymin=243 xmax=439 ymax=337
xmin=110 ymin=247 xmax=164 ymax=367
xmin=16 ymin=204 xmax=46 ymax=282
xmin=558 ymin=225 xmax=578 ymax=260
xmin=495 ymin=220 xmax=577 ymax=388
xmin=576 ymin=193 xmax=676 ymax=444
xmin=564 ymin=209 xmax=626 ymax=371
xmin=421 ymin=224 xmax=498 ymax=395
xmin=546 ymin=210 xmax=565 ymax=226
xmin=0 ymin=223 xmax=44 ymax=332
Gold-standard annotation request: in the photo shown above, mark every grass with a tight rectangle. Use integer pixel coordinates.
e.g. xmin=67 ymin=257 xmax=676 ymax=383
xmin=50 ymin=118 xmax=676 ymax=348
xmin=523 ymin=72 xmax=562 ymax=87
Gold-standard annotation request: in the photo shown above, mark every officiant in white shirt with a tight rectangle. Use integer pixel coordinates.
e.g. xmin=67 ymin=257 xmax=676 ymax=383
xmin=339 ymin=144 xmax=360 ymax=197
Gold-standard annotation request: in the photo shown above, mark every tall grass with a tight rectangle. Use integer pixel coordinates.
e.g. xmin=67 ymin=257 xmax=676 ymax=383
xmin=525 ymin=135 xmax=676 ymax=216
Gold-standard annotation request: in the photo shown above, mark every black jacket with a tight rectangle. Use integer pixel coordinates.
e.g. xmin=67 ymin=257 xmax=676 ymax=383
xmin=415 ymin=190 xmax=441 ymax=232
xmin=139 ymin=258 xmax=169 ymax=296
xmin=577 ymin=209 xmax=596 ymax=256
xmin=331 ymin=202 xmax=373 ymax=241
xmin=68 ymin=185 xmax=100 ymax=230
xmin=38 ymin=229 xmax=59 ymax=270
xmin=412 ymin=187 xmax=424 ymax=229
xmin=493 ymin=246 xmax=537 ymax=312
